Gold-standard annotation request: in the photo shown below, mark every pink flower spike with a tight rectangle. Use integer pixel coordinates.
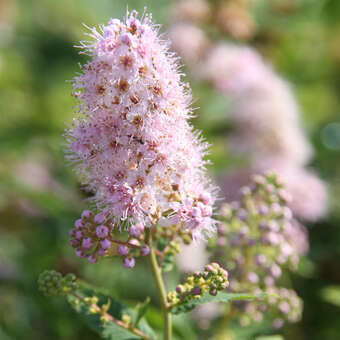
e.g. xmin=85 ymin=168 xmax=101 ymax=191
xmin=199 ymin=192 xmax=212 ymax=205
xmin=65 ymin=10 xmax=217 ymax=239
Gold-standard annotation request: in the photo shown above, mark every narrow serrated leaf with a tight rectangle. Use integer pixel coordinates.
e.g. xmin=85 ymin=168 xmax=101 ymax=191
xmin=134 ymin=297 xmax=151 ymax=327
xmin=170 ymin=292 xmax=269 ymax=314
xmin=101 ymin=322 xmax=142 ymax=340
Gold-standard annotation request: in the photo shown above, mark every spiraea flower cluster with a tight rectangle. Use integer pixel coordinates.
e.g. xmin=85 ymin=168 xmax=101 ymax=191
xmin=65 ymin=11 xmax=216 ymax=240
xmin=167 ymin=262 xmax=229 ymax=307
xmin=211 ymin=173 xmax=303 ymax=327
xmin=38 ymin=270 xmax=78 ymax=296
xmin=69 ymin=209 xmax=151 ymax=267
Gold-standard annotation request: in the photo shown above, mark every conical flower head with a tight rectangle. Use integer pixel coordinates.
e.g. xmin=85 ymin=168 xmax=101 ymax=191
xmin=65 ymin=11 xmax=216 ymax=238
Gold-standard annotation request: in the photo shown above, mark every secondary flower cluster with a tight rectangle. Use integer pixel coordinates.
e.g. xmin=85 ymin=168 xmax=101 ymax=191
xmin=215 ymin=173 xmax=303 ymax=284
xmin=210 ymin=173 xmax=304 ymax=327
xmin=69 ymin=209 xmax=113 ymax=263
xmin=65 ymin=10 xmax=216 ymax=240
xmin=167 ymin=262 xmax=229 ymax=307
xmin=38 ymin=270 xmax=78 ymax=296
xmin=237 ymin=287 xmax=303 ymax=328
xmin=266 ymin=287 xmax=302 ymax=328
xmin=69 ymin=209 xmax=152 ymax=267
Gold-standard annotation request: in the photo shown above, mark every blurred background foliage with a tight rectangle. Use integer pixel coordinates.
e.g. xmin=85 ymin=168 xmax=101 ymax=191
xmin=1 ymin=0 xmax=340 ymax=339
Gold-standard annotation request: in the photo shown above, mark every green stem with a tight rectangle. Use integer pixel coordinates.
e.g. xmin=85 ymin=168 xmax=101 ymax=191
xmin=146 ymin=228 xmax=172 ymax=340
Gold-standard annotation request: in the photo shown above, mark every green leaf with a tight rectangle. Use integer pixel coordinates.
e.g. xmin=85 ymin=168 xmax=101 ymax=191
xmin=76 ymin=281 xmax=125 ymax=319
xmin=172 ymin=314 xmax=197 ymax=339
xmin=134 ymin=297 xmax=151 ymax=327
xmin=170 ymin=292 xmax=269 ymax=315
xmin=67 ymin=281 xmax=156 ymax=340
xmin=136 ymin=318 xmax=156 ymax=340
xmin=95 ymin=319 xmax=142 ymax=340
xmin=68 ymin=295 xmax=139 ymax=340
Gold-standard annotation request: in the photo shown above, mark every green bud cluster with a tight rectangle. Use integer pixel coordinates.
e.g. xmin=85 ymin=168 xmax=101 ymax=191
xmin=38 ymin=270 xmax=77 ymax=296
xmin=167 ymin=263 xmax=229 ymax=307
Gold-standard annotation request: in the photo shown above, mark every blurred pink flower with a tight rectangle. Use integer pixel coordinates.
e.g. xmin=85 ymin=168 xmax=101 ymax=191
xmin=202 ymin=44 xmax=312 ymax=165
xmin=201 ymin=44 xmax=269 ymax=95
xmin=201 ymin=43 xmax=327 ymax=222
xmin=256 ymin=159 xmax=328 ymax=222
xmin=171 ymin=0 xmax=211 ymax=23
xmin=168 ymin=23 xmax=209 ymax=66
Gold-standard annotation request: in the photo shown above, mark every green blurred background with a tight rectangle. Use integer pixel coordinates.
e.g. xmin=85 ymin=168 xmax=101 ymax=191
xmin=1 ymin=0 xmax=340 ymax=339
